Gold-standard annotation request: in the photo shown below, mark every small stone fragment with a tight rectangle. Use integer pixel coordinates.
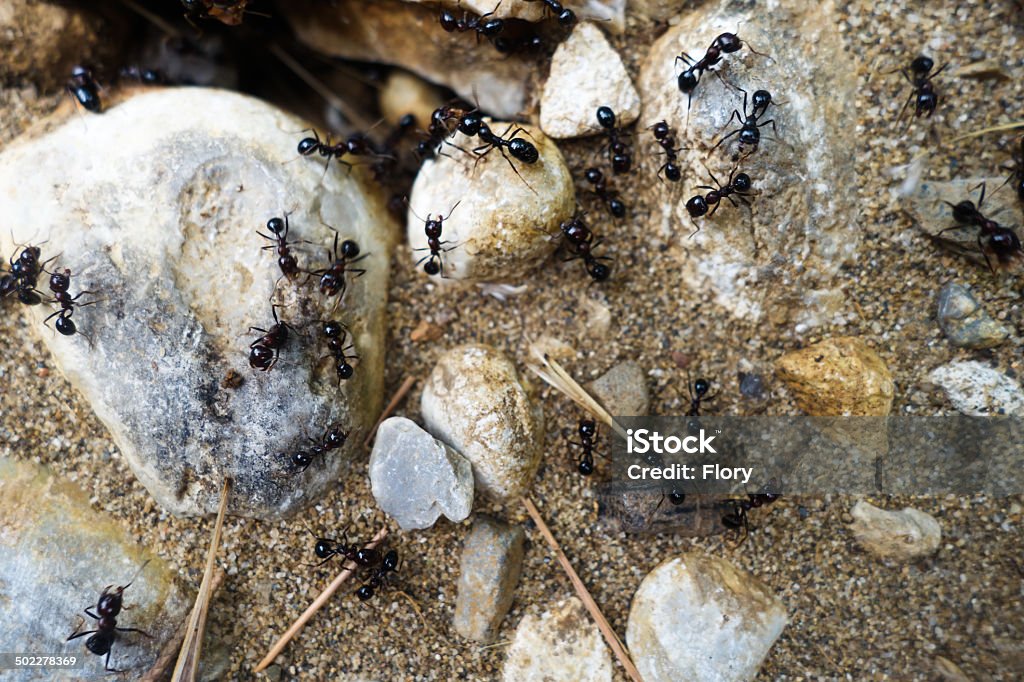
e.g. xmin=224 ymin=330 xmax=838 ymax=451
xmin=0 ymin=88 xmax=392 ymax=518
xmin=369 ymin=417 xmax=474 ymax=530
xmin=539 ymin=22 xmax=640 ymax=138
xmin=849 ymin=500 xmax=941 ymax=562
xmin=503 ymin=597 xmax=612 ymax=682
xmin=410 ymin=319 xmax=444 ymax=343
xmin=421 ymin=344 xmax=545 ymax=500
xmin=0 ymin=458 xmax=191 ymax=681
xmin=453 ymin=515 xmax=525 ymax=642
xmin=936 ymin=282 xmax=1009 ymax=349
xmin=407 ymin=123 xmax=574 ymax=282
xmin=626 ymin=554 xmax=787 ymax=682
xmin=928 ymin=361 xmax=1024 ymax=417
xmin=586 ymin=360 xmax=650 ymax=416
xmin=775 ymin=337 xmax=894 ymax=416
xmin=738 ymin=371 xmax=769 ymax=400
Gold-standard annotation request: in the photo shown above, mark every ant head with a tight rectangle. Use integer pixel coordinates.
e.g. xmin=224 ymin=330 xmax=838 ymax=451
xmin=324 ymin=425 xmax=348 ymax=449
xmin=423 ymin=260 xmax=441 ymax=276
xmin=323 ymin=319 xmax=345 ymax=338
xmin=297 ymin=137 xmax=319 ymax=156
xmin=558 ymin=8 xmax=577 ymax=26
xmin=910 ymin=55 xmax=934 ymax=73
xmin=733 ymin=173 xmax=752 ymax=192
xmin=664 ymin=164 xmax=682 ymax=182
xmin=650 ymin=120 xmax=669 ymax=139
xmin=356 ymin=584 xmax=375 ymax=601
xmin=319 ymin=273 xmax=341 ymax=296
xmin=96 ymin=586 xmax=125 ymax=618
xmin=337 ymin=361 xmax=354 ymax=380
xmin=609 ymin=199 xmax=626 ymax=218
xmin=686 ymin=195 xmax=709 ymax=218
xmin=587 ymin=260 xmax=611 ymax=281
xmin=585 ymin=167 xmax=603 ymax=184
xmin=694 ymin=377 xmax=711 ymax=396
xmin=340 ymin=240 xmax=360 ymax=258
xmin=668 ymin=490 xmax=687 ymax=505
xmin=751 ymin=90 xmax=772 ymax=109
xmin=480 ymin=17 xmax=504 ymax=36
xmin=19 ymin=247 xmax=40 ymax=266
xmin=267 ymin=217 xmax=286 ymax=234
xmin=49 ymin=270 xmax=70 ymax=292
xmin=346 ymin=135 xmax=370 ymax=155
xmin=578 ymin=419 xmax=597 ymax=438
xmin=716 ymin=32 xmax=741 ymax=53
xmin=70 ymin=64 xmax=93 ymax=80
xmin=951 ymin=200 xmax=977 ymax=223
xmin=382 ymin=549 xmax=399 ymax=571
xmin=509 ymin=138 xmax=539 ymax=164
xmin=456 ymin=111 xmax=483 ymax=137
xmin=424 ymin=218 xmax=442 ymax=238
xmin=249 ymin=344 xmax=274 ymax=369
xmin=596 ymin=106 xmax=616 ymax=130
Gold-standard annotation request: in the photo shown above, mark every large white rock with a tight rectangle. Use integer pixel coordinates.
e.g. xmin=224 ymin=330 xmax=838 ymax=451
xmin=540 ymin=22 xmax=640 ymax=138
xmin=636 ymin=0 xmax=858 ymax=327
xmin=407 ymin=122 xmax=574 ymax=282
xmin=0 ymin=88 xmax=393 ymax=518
xmin=627 ymin=554 xmax=787 ymax=682
xmin=503 ymin=597 xmax=612 ymax=682
xmin=929 ymin=361 xmax=1024 ymax=417
xmin=420 ymin=344 xmax=544 ymax=500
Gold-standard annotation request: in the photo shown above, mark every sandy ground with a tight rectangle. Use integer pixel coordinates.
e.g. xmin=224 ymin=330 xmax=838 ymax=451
xmin=1 ymin=0 xmax=1023 ymax=680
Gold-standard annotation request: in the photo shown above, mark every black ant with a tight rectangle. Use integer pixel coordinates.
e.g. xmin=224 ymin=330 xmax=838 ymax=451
xmin=43 ymin=267 xmax=96 ymax=338
xmin=67 ymin=574 xmax=151 ymax=672
xmin=259 ymin=214 xmax=302 ymax=280
xmin=311 ymin=231 xmax=367 ymax=299
xmin=721 ymin=486 xmax=781 ymax=542
xmin=355 ymin=549 xmax=400 ymax=601
xmin=411 ymin=202 xmax=461 ymax=276
xmin=569 ymin=419 xmax=599 ymax=475
xmin=596 ymin=106 xmax=631 ymax=174
xmin=321 ymin=319 xmax=359 ymax=382
xmin=248 ymin=305 xmax=295 ymax=371
xmin=648 ymin=120 xmax=683 ymax=182
xmin=584 ymin=168 xmax=626 ymax=218
xmin=556 ymin=214 xmax=612 ymax=281
xmin=297 ymin=130 xmax=375 ymax=174
xmin=287 ymin=422 xmax=348 ymax=474
xmin=440 ymin=4 xmax=505 ymax=43
xmin=685 ymin=167 xmax=753 ymax=235
xmin=3 ymin=244 xmax=46 ymax=305
xmin=687 ymin=376 xmax=715 ymax=417
xmin=67 ymin=65 xmax=101 ymax=113
xmin=525 ymin=0 xmax=577 ymax=26
xmin=710 ymin=89 xmax=777 ymax=157
xmin=472 ymin=120 xmax=540 ymax=187
xmin=938 ymin=183 xmax=1022 ymax=271
xmin=306 ymin=525 xmax=381 ymax=568
xmin=676 ymin=32 xmax=763 ymax=113
xmin=896 ymin=55 xmax=945 ymax=120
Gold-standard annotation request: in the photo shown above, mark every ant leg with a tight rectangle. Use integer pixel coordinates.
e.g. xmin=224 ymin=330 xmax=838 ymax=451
xmin=67 ymin=628 xmax=98 ymax=642
xmin=970 ymin=181 xmax=988 ymax=208
xmin=687 ymin=223 xmax=702 ymax=239
xmin=709 ymin=126 xmax=743 ymax=153
xmin=115 ymin=626 xmax=152 ymax=637
xmin=978 ymin=234 xmax=996 ymax=273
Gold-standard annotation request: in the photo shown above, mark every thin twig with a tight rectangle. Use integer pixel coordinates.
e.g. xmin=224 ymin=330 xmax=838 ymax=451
xmin=525 ymin=344 xmax=627 ymax=439
xmin=254 ymin=526 xmax=390 ymax=673
xmin=949 ymin=120 xmax=1024 ymax=143
xmin=118 ymin=0 xmax=183 ymax=39
xmin=268 ymin=44 xmax=374 ymax=131
xmin=141 ymin=568 xmax=227 ymax=682
xmin=363 ymin=376 xmax=417 ymax=450
xmin=172 ymin=478 xmax=232 ymax=682
xmin=520 ymin=497 xmax=643 ymax=682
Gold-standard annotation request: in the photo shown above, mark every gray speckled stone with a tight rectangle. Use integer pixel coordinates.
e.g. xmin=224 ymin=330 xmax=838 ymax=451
xmin=0 ymin=458 xmax=191 ymax=680
xmin=0 ymin=88 xmax=392 ymax=519
xmin=453 ymin=515 xmax=525 ymax=642
xmin=369 ymin=417 xmax=474 ymax=530
xmin=586 ymin=360 xmax=650 ymax=416
xmin=937 ymin=282 xmax=1009 ymax=349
